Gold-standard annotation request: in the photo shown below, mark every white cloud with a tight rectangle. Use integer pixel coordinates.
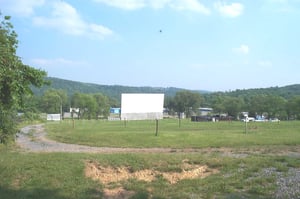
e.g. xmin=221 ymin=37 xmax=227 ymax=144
xmin=93 ymin=0 xmax=211 ymax=14
xmin=32 ymin=1 xmax=113 ymax=39
xmin=89 ymin=24 xmax=113 ymax=36
xmin=1 ymin=0 xmax=45 ymax=17
xmin=258 ymin=60 xmax=273 ymax=67
xmin=214 ymin=1 xmax=244 ymax=17
xmin=149 ymin=0 xmax=173 ymax=9
xmin=93 ymin=0 xmax=146 ymax=10
xmin=170 ymin=0 xmax=211 ymax=14
xmin=233 ymin=44 xmax=249 ymax=54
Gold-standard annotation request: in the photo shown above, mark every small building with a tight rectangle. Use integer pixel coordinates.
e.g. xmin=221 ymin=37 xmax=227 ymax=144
xmin=70 ymin=108 xmax=80 ymax=113
xmin=191 ymin=108 xmax=213 ymax=122
xmin=70 ymin=108 xmax=80 ymax=119
xmin=109 ymin=107 xmax=121 ymax=121
xmin=198 ymin=108 xmax=213 ymax=116
xmin=47 ymin=114 xmax=61 ymax=121
xmin=110 ymin=108 xmax=121 ymax=114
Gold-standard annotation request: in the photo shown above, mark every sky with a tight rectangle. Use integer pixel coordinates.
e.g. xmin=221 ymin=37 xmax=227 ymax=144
xmin=1 ymin=0 xmax=300 ymax=91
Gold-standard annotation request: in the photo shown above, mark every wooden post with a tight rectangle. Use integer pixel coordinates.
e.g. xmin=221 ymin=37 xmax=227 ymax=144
xmin=155 ymin=119 xmax=159 ymax=136
xmin=245 ymin=116 xmax=248 ymax=134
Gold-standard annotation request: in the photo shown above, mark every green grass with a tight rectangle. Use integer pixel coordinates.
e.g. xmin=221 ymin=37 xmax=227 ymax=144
xmin=46 ymin=119 xmax=300 ymax=148
xmin=0 ymin=148 xmax=299 ymax=199
xmin=0 ymin=151 xmax=101 ymax=199
xmin=1 ymin=119 xmax=300 ymax=198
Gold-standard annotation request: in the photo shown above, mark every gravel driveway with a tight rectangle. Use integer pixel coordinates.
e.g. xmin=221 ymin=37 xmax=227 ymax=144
xmin=17 ymin=124 xmax=176 ymax=153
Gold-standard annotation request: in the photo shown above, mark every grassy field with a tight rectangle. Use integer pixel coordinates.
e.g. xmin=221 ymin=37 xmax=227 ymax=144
xmin=0 ymin=119 xmax=300 ymax=199
xmin=46 ymin=119 xmax=300 ymax=148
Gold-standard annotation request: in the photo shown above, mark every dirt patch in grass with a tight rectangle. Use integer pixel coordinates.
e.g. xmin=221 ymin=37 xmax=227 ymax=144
xmin=11 ymin=176 xmax=23 ymax=189
xmin=85 ymin=160 xmax=219 ymax=198
xmin=103 ymin=187 xmax=135 ymax=199
xmin=85 ymin=162 xmax=155 ymax=184
xmin=85 ymin=160 xmax=219 ymax=185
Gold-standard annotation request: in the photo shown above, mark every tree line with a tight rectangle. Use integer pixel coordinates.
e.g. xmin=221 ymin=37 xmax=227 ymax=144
xmin=203 ymin=93 xmax=300 ymax=120
xmin=21 ymin=89 xmax=118 ymax=120
xmin=19 ymin=88 xmax=300 ymax=122
xmin=165 ymin=91 xmax=300 ymax=120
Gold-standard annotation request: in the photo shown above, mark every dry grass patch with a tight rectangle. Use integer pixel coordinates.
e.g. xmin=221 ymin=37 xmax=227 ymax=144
xmin=103 ymin=187 xmax=135 ymax=199
xmin=85 ymin=159 xmax=219 ymax=198
xmin=85 ymin=160 xmax=219 ymax=185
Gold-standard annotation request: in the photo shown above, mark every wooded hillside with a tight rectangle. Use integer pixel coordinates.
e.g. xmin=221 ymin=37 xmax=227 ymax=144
xmin=223 ymin=85 xmax=300 ymax=99
xmin=32 ymin=77 xmax=209 ymax=99
xmin=29 ymin=77 xmax=300 ymax=120
xmin=32 ymin=77 xmax=300 ymax=101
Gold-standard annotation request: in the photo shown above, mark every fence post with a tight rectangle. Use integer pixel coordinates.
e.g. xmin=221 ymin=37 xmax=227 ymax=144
xmin=155 ymin=119 xmax=159 ymax=136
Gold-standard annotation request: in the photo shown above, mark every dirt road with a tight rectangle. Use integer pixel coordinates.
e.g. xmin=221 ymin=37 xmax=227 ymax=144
xmin=17 ymin=124 xmax=300 ymax=157
xmin=17 ymin=124 xmax=179 ymax=153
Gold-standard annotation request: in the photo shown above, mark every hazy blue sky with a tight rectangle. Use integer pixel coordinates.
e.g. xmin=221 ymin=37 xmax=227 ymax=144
xmin=1 ymin=0 xmax=300 ymax=91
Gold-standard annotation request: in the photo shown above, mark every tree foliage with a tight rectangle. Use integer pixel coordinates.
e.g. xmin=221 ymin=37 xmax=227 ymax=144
xmin=0 ymin=15 xmax=47 ymax=143
xmin=40 ymin=89 xmax=68 ymax=114
xmin=70 ymin=93 xmax=110 ymax=120
xmin=286 ymin=96 xmax=300 ymax=119
xmin=173 ymin=90 xmax=202 ymax=118
xmin=221 ymin=96 xmax=244 ymax=118
xmin=93 ymin=93 xmax=110 ymax=119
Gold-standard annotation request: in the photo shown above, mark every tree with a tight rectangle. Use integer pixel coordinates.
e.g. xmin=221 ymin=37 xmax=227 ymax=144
xmin=209 ymin=93 xmax=226 ymax=114
xmin=93 ymin=93 xmax=110 ymax=119
xmin=71 ymin=92 xmax=82 ymax=119
xmin=173 ymin=91 xmax=202 ymax=118
xmin=287 ymin=96 xmax=300 ymax=120
xmin=19 ymin=94 xmax=41 ymax=121
xmin=71 ymin=93 xmax=97 ymax=119
xmin=246 ymin=94 xmax=286 ymax=119
xmin=84 ymin=94 xmax=97 ymax=120
xmin=164 ymin=96 xmax=176 ymax=116
xmin=247 ymin=94 xmax=269 ymax=116
xmin=264 ymin=95 xmax=286 ymax=119
xmin=71 ymin=93 xmax=85 ymax=119
xmin=40 ymin=89 xmax=68 ymax=114
xmin=0 ymin=15 xmax=47 ymax=143
xmin=222 ymin=96 xmax=244 ymax=119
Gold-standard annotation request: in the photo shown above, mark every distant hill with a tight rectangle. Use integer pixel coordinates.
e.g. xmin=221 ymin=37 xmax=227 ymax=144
xmin=31 ymin=77 xmax=210 ymax=100
xmin=224 ymin=84 xmax=300 ymax=99
xmin=32 ymin=77 xmax=300 ymax=101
